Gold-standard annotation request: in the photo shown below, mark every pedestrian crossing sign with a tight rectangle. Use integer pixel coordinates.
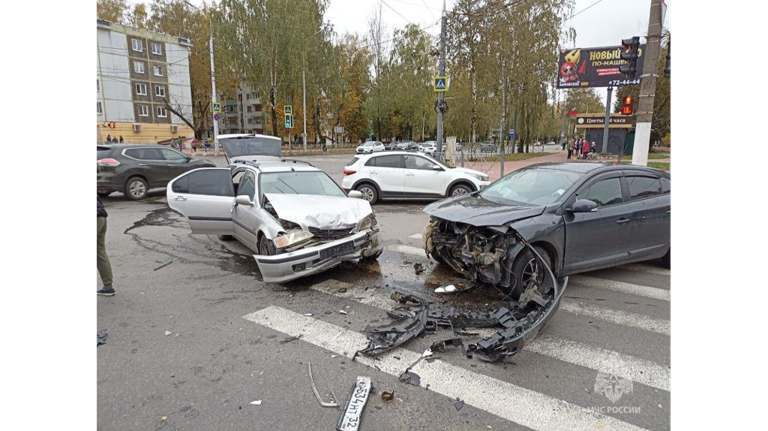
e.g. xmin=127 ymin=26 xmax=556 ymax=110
xmin=284 ymin=105 xmax=292 ymax=115
xmin=212 ymin=102 xmax=222 ymax=113
xmin=433 ymin=76 xmax=448 ymax=92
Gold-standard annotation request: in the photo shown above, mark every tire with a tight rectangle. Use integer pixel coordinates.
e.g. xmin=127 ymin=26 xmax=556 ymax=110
xmin=218 ymin=235 xmax=234 ymax=241
xmin=258 ymin=234 xmax=276 ymax=256
xmin=98 ymin=191 xmax=112 ymax=198
xmin=124 ymin=176 xmax=148 ymax=200
xmin=660 ymin=248 xmax=670 ymax=268
xmin=356 ymin=183 xmax=379 ymax=204
xmin=360 ymin=250 xmax=382 ymax=263
xmin=507 ymin=246 xmax=552 ymax=299
xmin=449 ymin=183 xmax=472 ymax=197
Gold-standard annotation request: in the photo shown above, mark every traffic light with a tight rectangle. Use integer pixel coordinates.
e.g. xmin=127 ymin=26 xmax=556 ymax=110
xmin=619 ymin=36 xmax=641 ymax=78
xmin=621 ymin=95 xmax=633 ymax=116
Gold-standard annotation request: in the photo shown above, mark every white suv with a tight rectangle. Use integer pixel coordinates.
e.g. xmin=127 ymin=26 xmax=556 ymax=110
xmin=419 ymin=141 xmax=437 ymax=156
xmin=356 ymin=141 xmax=385 ymax=154
xmin=341 ymin=151 xmax=491 ymax=204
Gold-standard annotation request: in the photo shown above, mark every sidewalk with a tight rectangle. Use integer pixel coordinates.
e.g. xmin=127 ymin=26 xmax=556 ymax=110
xmin=461 ymin=150 xmax=572 ymax=181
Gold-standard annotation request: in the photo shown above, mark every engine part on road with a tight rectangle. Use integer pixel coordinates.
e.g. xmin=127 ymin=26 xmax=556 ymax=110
xmin=307 ymin=363 xmax=340 ymax=408
xmin=337 ymin=376 xmax=372 ymax=431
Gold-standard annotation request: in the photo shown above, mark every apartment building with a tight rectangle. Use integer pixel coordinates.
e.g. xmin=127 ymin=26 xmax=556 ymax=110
xmin=219 ymin=83 xmax=265 ymax=135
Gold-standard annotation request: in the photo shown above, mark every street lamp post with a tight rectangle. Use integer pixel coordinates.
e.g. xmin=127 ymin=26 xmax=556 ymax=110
xmin=185 ymin=1 xmax=219 ymax=155
xmin=302 ymin=28 xmax=324 ymax=153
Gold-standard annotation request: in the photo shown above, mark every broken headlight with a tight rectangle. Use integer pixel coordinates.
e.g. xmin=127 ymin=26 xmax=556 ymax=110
xmin=359 ymin=214 xmax=378 ymax=231
xmin=273 ymin=229 xmax=314 ymax=249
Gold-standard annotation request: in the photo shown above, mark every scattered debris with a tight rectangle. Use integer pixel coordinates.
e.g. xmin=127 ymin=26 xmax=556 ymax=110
xmin=280 ymin=335 xmax=302 ymax=344
xmin=339 ymin=310 xmax=348 ymax=315
xmin=413 ymin=263 xmax=425 ymax=274
xmin=399 ymin=371 xmax=421 ymax=386
xmin=434 ymin=284 xmax=457 ymax=293
xmin=338 ymin=287 xmax=348 ymax=294
xmin=359 ymin=239 xmax=568 ymax=362
xmin=304 ymin=312 xmax=314 ymax=317
xmin=164 ymin=331 xmax=172 ymax=336
xmin=307 ymin=363 xmax=340 ymax=407
xmin=381 ymin=391 xmax=394 ymax=401
xmin=337 ymin=377 xmax=372 ymax=431
xmin=325 ymin=311 xmax=332 ymax=314
xmin=97 ymin=330 xmax=107 ymax=346
xmin=453 ymin=398 xmax=465 ymax=411
xmin=430 ymin=338 xmax=463 ymax=353
xmin=153 ymin=261 xmax=173 ymax=271
xmin=250 ymin=400 xmax=262 ymax=406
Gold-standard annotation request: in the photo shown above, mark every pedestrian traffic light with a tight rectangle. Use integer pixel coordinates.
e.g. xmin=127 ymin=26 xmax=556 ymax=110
xmin=621 ymin=95 xmax=633 ymax=116
xmin=619 ymin=36 xmax=641 ymax=78
xmin=285 ymin=115 xmax=293 ymax=129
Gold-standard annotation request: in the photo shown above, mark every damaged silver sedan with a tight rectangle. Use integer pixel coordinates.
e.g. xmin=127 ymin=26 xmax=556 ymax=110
xmin=167 ymin=135 xmax=382 ymax=283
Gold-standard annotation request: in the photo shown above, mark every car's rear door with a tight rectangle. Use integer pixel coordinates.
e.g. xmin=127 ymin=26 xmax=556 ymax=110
xmin=403 ymin=154 xmax=445 ymax=197
xmin=167 ymin=168 xmax=235 ymax=235
xmin=160 ymin=148 xmax=193 ymax=180
xmin=621 ymin=173 xmax=669 ymax=259
xmin=123 ymin=147 xmax=172 ymax=187
xmin=562 ymin=172 xmax=630 ymax=273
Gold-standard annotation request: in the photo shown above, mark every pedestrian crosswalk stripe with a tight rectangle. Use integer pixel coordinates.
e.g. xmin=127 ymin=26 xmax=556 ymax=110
xmin=571 ymin=275 xmax=670 ymax=301
xmin=618 ymin=264 xmax=671 ymax=276
xmin=560 ymin=301 xmax=670 ymax=336
xmin=408 ymin=233 xmax=423 ymax=239
xmin=385 ymin=244 xmax=428 ymax=257
xmin=243 ymin=306 xmax=651 ymax=431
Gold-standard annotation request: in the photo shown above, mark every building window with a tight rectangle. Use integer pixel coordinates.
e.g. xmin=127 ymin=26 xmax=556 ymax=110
xmin=134 ymin=61 xmax=145 ymax=74
xmin=247 ymin=106 xmax=252 ymax=113
xmin=138 ymin=105 xmax=149 ymax=117
xmin=135 ymin=83 xmax=147 ymax=95
xmin=253 ymin=92 xmax=259 ymax=99
xmin=97 ymin=102 xmax=103 ymax=114
xmin=248 ymin=118 xmax=254 ymax=125
xmin=157 ymin=106 xmax=167 ymax=117
xmin=153 ymin=65 xmax=163 ymax=76
xmin=254 ymin=104 xmax=261 ymax=111
xmin=97 ymin=79 xmax=100 ymax=92
xmin=132 ymin=39 xmax=143 ymax=52
xmin=155 ymin=85 xmax=166 ymax=97
xmin=151 ymin=42 xmax=163 ymax=55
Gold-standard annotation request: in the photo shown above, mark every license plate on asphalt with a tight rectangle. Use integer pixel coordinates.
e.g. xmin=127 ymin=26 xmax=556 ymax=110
xmin=336 ymin=376 xmax=372 ymax=431
xmin=320 ymin=241 xmax=354 ymax=260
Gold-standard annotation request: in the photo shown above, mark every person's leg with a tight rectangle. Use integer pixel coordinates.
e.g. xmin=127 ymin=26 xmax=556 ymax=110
xmin=97 ymin=217 xmax=114 ymax=294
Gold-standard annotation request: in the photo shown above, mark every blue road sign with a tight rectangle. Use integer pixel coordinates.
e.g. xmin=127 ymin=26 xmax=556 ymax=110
xmin=508 ymin=128 xmax=516 ymax=137
xmin=434 ymin=76 xmax=447 ymax=92
xmin=214 ymin=113 xmax=221 ymax=121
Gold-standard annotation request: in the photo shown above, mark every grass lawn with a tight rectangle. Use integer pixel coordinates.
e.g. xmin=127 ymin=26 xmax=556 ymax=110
xmin=647 ymin=153 xmax=671 ymax=160
xmin=620 ymin=161 xmax=670 ymax=172
xmin=478 ymin=152 xmax=551 ymax=162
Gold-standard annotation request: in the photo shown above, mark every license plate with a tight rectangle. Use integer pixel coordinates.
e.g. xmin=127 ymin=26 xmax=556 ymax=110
xmin=336 ymin=377 xmax=372 ymax=431
xmin=320 ymin=241 xmax=355 ymax=260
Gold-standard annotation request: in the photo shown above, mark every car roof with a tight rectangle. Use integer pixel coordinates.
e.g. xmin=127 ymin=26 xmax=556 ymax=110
xmin=355 ymin=151 xmax=426 ymax=158
xmin=526 ymin=161 xmax=668 ymax=176
xmin=98 ymin=144 xmax=166 ymax=149
xmin=228 ymin=160 xmax=320 ymax=173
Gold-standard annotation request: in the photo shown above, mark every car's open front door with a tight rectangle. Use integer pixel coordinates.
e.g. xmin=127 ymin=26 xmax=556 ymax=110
xmin=167 ymin=168 xmax=235 ymax=235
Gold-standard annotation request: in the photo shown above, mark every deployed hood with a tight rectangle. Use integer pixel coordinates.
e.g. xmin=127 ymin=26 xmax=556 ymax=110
xmin=220 ymin=135 xmax=281 ymax=163
xmin=423 ymin=194 xmax=545 ymax=227
xmin=264 ymin=193 xmax=373 ymax=229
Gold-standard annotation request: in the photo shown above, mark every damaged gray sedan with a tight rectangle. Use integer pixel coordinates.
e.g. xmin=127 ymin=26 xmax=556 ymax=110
xmin=167 ymin=135 xmax=382 ymax=283
xmin=424 ymin=162 xmax=671 ymax=295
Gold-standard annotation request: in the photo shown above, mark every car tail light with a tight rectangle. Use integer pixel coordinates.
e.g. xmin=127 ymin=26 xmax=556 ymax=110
xmin=343 ymin=169 xmax=356 ymax=176
xmin=97 ymin=158 xmax=121 ymax=167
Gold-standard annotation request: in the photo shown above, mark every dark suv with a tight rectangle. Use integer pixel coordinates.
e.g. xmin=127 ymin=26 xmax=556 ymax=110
xmin=97 ymin=144 xmax=215 ymax=200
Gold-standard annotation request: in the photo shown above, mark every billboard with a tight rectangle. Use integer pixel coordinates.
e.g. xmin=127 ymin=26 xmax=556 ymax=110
xmin=557 ymin=45 xmax=646 ymax=89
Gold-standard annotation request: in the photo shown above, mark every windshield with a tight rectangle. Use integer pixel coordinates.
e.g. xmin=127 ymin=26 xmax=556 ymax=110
xmin=480 ymin=168 xmax=582 ymax=205
xmin=424 ymin=154 xmax=455 ymax=169
xmin=260 ymin=171 xmax=346 ymax=198
xmin=362 ymin=142 xmax=375 ymax=147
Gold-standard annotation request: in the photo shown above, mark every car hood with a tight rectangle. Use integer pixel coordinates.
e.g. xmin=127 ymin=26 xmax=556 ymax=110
xmin=264 ymin=193 xmax=372 ymax=229
xmin=423 ymin=194 xmax=545 ymax=227
xmin=453 ymin=167 xmax=487 ymax=178
xmin=220 ymin=136 xmax=281 ymax=162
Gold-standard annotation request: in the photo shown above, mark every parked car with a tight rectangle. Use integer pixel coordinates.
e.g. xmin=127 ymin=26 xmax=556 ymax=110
xmin=97 ymin=144 xmax=215 ymax=200
xmin=479 ymin=142 xmax=497 ymax=153
xmin=356 ymin=141 xmax=385 ymax=154
xmin=167 ymin=140 xmax=382 ymax=283
xmin=419 ymin=141 xmax=437 ymax=156
xmin=384 ymin=142 xmax=399 ymax=151
xmin=423 ymin=162 xmax=670 ymax=296
xmin=341 ymin=151 xmax=491 ymax=204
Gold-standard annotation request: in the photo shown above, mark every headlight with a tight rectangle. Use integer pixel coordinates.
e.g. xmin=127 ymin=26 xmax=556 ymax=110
xmin=359 ymin=214 xmax=378 ymax=231
xmin=469 ymin=173 xmax=489 ymax=181
xmin=273 ymin=229 xmax=313 ymax=249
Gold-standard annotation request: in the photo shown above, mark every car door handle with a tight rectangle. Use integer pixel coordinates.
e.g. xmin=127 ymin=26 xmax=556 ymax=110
xmin=616 ymin=218 xmax=630 ymax=225
xmin=173 ymin=196 xmax=187 ymax=201
xmin=138 ymin=163 xmax=148 ymax=166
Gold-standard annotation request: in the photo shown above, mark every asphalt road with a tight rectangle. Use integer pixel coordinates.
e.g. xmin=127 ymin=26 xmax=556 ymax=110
xmin=97 ymin=153 xmax=670 ymax=431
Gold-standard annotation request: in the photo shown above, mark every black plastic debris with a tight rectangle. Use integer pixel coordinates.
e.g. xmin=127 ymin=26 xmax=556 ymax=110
xmin=453 ymin=398 xmax=465 ymax=411
xmin=338 ymin=287 xmax=348 ymax=294
xmin=430 ymin=338 xmax=464 ymax=353
xmin=97 ymin=330 xmax=107 ymax=346
xmin=280 ymin=335 xmax=301 ymax=344
xmin=399 ymin=371 xmax=421 ymax=386
xmin=413 ymin=263 xmax=425 ymax=274
xmin=153 ymin=261 xmax=173 ymax=271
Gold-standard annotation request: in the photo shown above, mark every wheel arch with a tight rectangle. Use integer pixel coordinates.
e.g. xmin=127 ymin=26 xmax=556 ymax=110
xmin=529 ymin=240 xmax=560 ymax=275
xmin=351 ymin=178 xmax=382 ymax=195
xmin=445 ymin=179 xmax=477 ymax=197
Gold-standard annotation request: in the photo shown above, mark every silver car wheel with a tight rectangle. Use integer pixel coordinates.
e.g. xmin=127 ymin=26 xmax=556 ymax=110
xmin=129 ymin=180 xmax=146 ymax=198
xmin=451 ymin=186 xmax=469 ymax=197
xmin=359 ymin=186 xmax=375 ymax=202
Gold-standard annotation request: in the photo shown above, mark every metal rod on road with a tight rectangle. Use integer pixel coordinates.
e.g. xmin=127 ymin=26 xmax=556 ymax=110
xmin=602 ymin=87 xmax=612 ymax=154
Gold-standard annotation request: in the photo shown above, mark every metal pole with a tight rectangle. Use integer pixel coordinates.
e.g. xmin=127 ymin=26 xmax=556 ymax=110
xmin=602 ymin=87 xmax=612 ymax=154
xmin=435 ymin=1 xmax=447 ymax=159
xmin=559 ymin=94 xmax=569 ymax=149
xmin=302 ymin=65 xmax=307 ymax=152
xmin=209 ymin=14 xmax=219 ymax=156
xmin=632 ymin=0 xmax=664 ymax=166
xmin=512 ymin=109 xmax=517 ymax=154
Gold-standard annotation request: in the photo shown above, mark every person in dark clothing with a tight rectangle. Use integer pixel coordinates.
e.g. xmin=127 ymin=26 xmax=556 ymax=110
xmin=97 ymin=197 xmax=115 ymax=296
xmin=119 ymin=135 xmax=124 ymax=143
xmin=105 ymin=134 xmax=112 ymax=143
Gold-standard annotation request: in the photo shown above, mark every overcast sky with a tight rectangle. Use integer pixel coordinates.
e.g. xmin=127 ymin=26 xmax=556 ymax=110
xmin=140 ymin=0 xmax=671 ymax=106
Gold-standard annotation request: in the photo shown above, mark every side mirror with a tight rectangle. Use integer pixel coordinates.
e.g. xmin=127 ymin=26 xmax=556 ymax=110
xmin=348 ymin=190 xmax=364 ymax=199
xmin=569 ymin=199 xmax=598 ymax=213
xmin=186 ymin=156 xmax=192 ymax=163
xmin=235 ymin=195 xmax=254 ymax=206
xmin=432 ymin=165 xmax=443 ymax=171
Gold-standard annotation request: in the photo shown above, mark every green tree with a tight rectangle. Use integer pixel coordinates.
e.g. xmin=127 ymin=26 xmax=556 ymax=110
xmin=97 ymin=0 xmax=128 ymax=22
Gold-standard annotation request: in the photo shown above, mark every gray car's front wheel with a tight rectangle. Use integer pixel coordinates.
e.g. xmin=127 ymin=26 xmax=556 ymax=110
xmin=508 ymin=246 xmax=551 ymax=299
xmin=125 ymin=177 xmax=148 ymax=200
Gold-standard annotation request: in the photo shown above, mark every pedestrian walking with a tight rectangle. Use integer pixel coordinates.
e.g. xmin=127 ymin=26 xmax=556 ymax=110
xmin=105 ymin=134 xmax=112 ymax=143
xmin=97 ymin=197 xmax=115 ymax=296
xmin=119 ymin=135 xmax=124 ymax=143
xmin=204 ymin=139 xmax=211 ymax=154
xmin=582 ymin=138 xmax=590 ymax=158
xmin=112 ymin=137 xmax=118 ymax=143
xmin=295 ymin=134 xmax=301 ymax=148
xmin=191 ymin=139 xmax=198 ymax=153
xmin=567 ymin=138 xmax=574 ymax=159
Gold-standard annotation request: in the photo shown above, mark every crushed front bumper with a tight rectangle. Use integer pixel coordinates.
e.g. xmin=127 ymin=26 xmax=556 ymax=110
xmin=255 ymin=229 xmax=382 ymax=283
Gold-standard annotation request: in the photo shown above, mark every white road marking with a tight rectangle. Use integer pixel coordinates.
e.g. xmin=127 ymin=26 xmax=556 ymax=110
xmin=243 ymin=306 xmax=650 ymax=431
xmin=385 ymin=244 xmax=428 ymax=257
xmin=409 ymin=233 xmax=423 ymax=240
xmin=570 ymin=275 xmax=670 ymax=301
xmin=617 ymin=264 xmax=671 ymax=276
xmin=560 ymin=301 xmax=671 ymax=336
